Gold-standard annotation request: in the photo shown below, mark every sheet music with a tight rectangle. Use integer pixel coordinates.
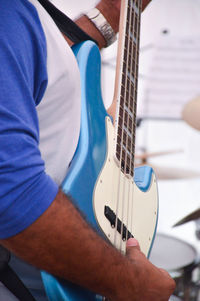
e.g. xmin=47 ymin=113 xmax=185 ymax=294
xmin=138 ymin=35 xmax=200 ymax=119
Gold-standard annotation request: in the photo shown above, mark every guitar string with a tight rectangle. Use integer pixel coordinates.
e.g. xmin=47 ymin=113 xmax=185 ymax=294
xmin=124 ymin=0 xmax=140 ymax=249
xmin=114 ymin=0 xmax=127 ymax=251
xmin=120 ymin=0 xmax=137 ymax=252
xmin=114 ymin=0 xmax=134 ymax=253
xmin=130 ymin=0 xmax=142 ymax=238
xmin=119 ymin=0 xmax=132 ymax=253
xmin=125 ymin=0 xmax=136 ymax=247
xmin=129 ymin=0 xmax=137 ymax=239
xmin=113 ymin=0 xmax=128 ymax=251
xmin=112 ymin=141 xmax=121 ymax=248
xmin=120 ymin=0 xmax=142 ymax=250
xmin=113 ymin=0 xmax=141 ymax=252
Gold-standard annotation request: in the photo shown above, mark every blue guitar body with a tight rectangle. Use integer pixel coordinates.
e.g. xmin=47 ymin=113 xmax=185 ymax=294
xmin=41 ymin=41 xmax=158 ymax=301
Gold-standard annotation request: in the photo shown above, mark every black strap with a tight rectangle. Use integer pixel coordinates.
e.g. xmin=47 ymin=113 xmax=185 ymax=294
xmin=0 ymin=245 xmax=36 ymax=301
xmin=37 ymin=0 xmax=98 ymax=45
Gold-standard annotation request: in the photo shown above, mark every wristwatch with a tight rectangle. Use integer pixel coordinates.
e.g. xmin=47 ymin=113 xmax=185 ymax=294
xmin=85 ymin=8 xmax=117 ymax=47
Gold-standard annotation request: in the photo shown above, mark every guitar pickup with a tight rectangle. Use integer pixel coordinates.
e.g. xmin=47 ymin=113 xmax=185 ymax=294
xmin=104 ymin=206 xmax=134 ymax=240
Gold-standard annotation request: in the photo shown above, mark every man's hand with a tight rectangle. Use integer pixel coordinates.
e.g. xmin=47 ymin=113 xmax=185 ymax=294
xmin=97 ymin=0 xmax=152 ymax=34
xmin=142 ymin=0 xmax=152 ymax=11
xmin=71 ymin=0 xmax=153 ymax=49
xmin=115 ymin=238 xmax=175 ymax=301
xmin=99 ymin=0 xmax=152 ymax=13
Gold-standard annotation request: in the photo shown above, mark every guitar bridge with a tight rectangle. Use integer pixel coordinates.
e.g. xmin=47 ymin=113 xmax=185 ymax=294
xmin=104 ymin=206 xmax=134 ymax=240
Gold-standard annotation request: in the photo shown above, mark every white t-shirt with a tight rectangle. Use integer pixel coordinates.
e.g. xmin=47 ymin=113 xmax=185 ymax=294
xmin=30 ymin=0 xmax=81 ymax=186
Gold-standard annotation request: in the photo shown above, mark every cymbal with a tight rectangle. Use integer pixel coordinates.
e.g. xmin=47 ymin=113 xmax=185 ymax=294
xmin=173 ymin=208 xmax=200 ymax=227
xmin=135 ymin=149 xmax=200 ymax=180
xmin=182 ymin=96 xmax=200 ymax=131
xmin=135 ymin=149 xmax=183 ymax=161
xmin=151 ymin=165 xmax=200 ymax=180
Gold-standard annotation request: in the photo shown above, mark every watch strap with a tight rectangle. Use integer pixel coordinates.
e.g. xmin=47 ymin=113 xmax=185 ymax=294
xmin=85 ymin=8 xmax=117 ymax=47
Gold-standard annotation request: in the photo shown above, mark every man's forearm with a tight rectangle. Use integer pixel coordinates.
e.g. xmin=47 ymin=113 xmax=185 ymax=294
xmin=0 ymin=191 xmax=175 ymax=301
xmin=0 ymin=190 xmax=137 ymax=299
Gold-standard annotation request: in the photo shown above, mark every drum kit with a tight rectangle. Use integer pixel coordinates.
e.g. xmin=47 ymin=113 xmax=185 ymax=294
xmin=145 ymin=97 xmax=200 ymax=300
xmin=150 ymin=232 xmax=200 ymax=301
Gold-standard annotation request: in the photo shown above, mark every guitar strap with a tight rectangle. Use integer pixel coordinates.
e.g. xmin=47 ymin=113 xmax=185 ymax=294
xmin=0 ymin=245 xmax=36 ymax=301
xmin=37 ymin=0 xmax=98 ymax=45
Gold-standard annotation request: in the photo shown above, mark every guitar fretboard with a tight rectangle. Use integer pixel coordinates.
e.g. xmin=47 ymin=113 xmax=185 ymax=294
xmin=115 ymin=0 xmax=142 ymax=177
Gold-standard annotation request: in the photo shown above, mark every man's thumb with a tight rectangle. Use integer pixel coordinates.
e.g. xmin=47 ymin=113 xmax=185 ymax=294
xmin=126 ymin=238 xmax=141 ymax=256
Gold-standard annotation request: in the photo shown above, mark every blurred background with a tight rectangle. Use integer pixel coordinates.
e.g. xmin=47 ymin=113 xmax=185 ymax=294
xmin=51 ymin=0 xmax=200 ymax=299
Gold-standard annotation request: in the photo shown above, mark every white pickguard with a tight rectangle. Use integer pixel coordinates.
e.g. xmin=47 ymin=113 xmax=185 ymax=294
xmin=93 ymin=117 xmax=158 ymax=256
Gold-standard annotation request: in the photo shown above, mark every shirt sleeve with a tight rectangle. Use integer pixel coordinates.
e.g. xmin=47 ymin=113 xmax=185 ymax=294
xmin=0 ymin=0 xmax=58 ymax=238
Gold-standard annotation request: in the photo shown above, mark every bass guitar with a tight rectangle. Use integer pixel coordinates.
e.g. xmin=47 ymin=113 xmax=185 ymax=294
xmin=41 ymin=0 xmax=158 ymax=299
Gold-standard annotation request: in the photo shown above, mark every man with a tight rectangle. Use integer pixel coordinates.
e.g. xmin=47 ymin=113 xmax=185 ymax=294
xmin=0 ymin=0 xmax=175 ymax=300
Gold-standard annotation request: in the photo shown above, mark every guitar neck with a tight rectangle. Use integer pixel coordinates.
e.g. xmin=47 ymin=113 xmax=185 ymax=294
xmin=113 ymin=0 xmax=142 ymax=177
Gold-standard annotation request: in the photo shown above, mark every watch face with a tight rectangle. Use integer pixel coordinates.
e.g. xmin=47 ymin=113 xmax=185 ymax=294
xmin=87 ymin=8 xmax=99 ymax=19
